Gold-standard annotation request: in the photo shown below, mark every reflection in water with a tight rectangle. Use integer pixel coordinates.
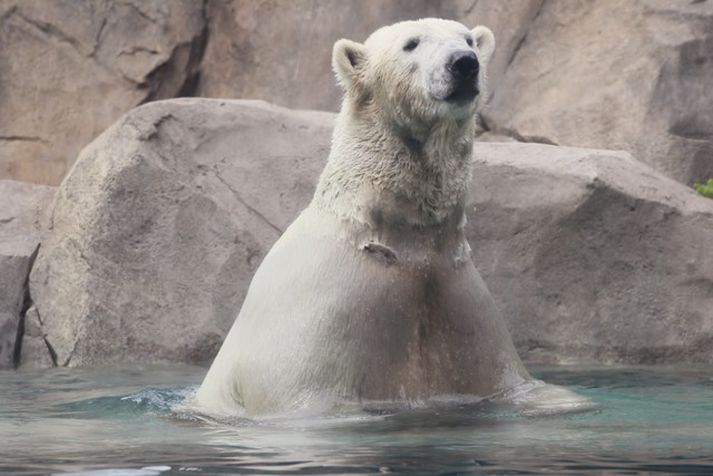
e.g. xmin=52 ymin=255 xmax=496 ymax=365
xmin=1 ymin=365 xmax=713 ymax=474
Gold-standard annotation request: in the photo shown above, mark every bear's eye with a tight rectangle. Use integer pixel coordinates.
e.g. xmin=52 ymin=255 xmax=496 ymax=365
xmin=403 ymin=38 xmax=420 ymax=52
xmin=466 ymin=37 xmax=474 ymax=47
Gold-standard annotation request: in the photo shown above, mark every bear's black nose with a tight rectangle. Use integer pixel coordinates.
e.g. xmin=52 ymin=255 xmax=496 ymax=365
xmin=449 ymin=51 xmax=479 ymax=79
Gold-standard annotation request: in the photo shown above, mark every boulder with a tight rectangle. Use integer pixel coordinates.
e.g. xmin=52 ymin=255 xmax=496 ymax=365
xmin=0 ymin=180 xmax=56 ymax=368
xmin=469 ymin=142 xmax=713 ymax=364
xmin=0 ymin=0 xmax=207 ymax=185
xmin=481 ymin=0 xmax=713 ymax=185
xmin=29 ymin=99 xmax=333 ymax=366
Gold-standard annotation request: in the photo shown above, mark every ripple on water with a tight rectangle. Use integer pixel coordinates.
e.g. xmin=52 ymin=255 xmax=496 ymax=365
xmin=1 ymin=365 xmax=713 ymax=475
xmin=57 ymin=387 xmax=199 ymax=419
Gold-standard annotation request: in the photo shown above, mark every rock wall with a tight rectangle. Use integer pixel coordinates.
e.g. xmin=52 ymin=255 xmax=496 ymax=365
xmin=23 ymin=99 xmax=713 ymax=367
xmin=2 ymin=0 xmax=711 ymax=186
xmin=481 ymin=0 xmax=713 ymax=186
xmin=0 ymin=0 xmax=207 ymax=185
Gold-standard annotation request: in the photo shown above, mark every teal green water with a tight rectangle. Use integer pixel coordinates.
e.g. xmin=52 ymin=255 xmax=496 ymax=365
xmin=1 ymin=365 xmax=712 ymax=475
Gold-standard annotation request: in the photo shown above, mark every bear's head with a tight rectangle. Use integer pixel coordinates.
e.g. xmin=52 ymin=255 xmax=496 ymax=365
xmin=332 ymin=18 xmax=495 ymax=135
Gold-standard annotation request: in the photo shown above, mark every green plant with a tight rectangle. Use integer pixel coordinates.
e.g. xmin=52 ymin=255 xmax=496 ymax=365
xmin=694 ymin=178 xmax=713 ymax=199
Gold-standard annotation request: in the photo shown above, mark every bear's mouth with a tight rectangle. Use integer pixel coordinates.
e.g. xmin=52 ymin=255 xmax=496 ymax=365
xmin=445 ymin=83 xmax=480 ymax=103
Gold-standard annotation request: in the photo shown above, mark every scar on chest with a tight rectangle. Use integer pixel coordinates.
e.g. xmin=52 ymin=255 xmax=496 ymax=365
xmin=359 ymin=241 xmax=399 ymax=266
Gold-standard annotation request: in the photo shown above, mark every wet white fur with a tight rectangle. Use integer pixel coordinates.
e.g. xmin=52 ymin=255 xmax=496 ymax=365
xmin=321 ymin=19 xmax=495 ymax=227
xmin=192 ymin=19 xmax=583 ymax=419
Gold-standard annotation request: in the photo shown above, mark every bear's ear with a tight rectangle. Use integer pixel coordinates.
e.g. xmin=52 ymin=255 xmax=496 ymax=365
xmin=471 ymin=26 xmax=495 ymax=64
xmin=332 ymin=39 xmax=367 ymax=89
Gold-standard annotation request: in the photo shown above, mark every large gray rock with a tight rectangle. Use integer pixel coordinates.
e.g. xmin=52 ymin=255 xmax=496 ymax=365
xmin=0 ymin=0 xmax=207 ymax=185
xmin=469 ymin=142 xmax=713 ymax=364
xmin=482 ymin=0 xmax=713 ymax=185
xmin=29 ymin=99 xmax=332 ymax=366
xmin=0 ymin=180 xmax=56 ymax=368
xmin=29 ymin=99 xmax=713 ymax=367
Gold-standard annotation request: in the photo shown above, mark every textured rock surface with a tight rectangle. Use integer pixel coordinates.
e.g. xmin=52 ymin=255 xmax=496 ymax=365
xmin=0 ymin=180 xmax=56 ymax=368
xmin=0 ymin=0 xmax=207 ymax=185
xmin=29 ymin=99 xmax=713 ymax=366
xmin=0 ymin=258 xmax=28 ymax=368
xmin=197 ymin=0 xmax=445 ymax=111
xmin=29 ymin=99 xmax=332 ymax=366
xmin=18 ymin=305 xmax=55 ymax=369
xmin=481 ymin=0 xmax=713 ymax=185
xmin=469 ymin=142 xmax=713 ymax=364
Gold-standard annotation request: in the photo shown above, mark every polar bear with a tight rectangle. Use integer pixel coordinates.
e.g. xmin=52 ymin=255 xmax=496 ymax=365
xmin=193 ymin=19 xmax=575 ymax=418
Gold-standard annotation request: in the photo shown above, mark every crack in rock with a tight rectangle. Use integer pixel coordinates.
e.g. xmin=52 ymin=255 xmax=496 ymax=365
xmin=90 ymin=17 xmax=108 ymax=58
xmin=117 ymin=46 xmax=160 ymax=57
xmin=12 ymin=244 xmax=44 ymax=368
xmin=0 ymin=135 xmax=47 ymax=143
xmin=505 ymin=0 xmax=546 ymax=69
xmin=118 ymin=1 xmax=160 ymax=24
xmin=212 ymin=170 xmax=283 ymax=235
xmin=140 ymin=14 xmax=209 ymax=102
xmin=14 ymin=9 xmax=88 ymax=57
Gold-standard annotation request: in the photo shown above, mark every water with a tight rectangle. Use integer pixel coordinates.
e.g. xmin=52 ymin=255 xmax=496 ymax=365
xmin=2 ymin=365 xmax=713 ymax=475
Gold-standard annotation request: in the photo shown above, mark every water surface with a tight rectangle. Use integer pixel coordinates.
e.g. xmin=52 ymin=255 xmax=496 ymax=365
xmin=2 ymin=365 xmax=712 ymax=475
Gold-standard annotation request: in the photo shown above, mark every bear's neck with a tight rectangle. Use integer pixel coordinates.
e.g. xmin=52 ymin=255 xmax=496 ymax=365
xmin=313 ymin=107 xmax=475 ymax=232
